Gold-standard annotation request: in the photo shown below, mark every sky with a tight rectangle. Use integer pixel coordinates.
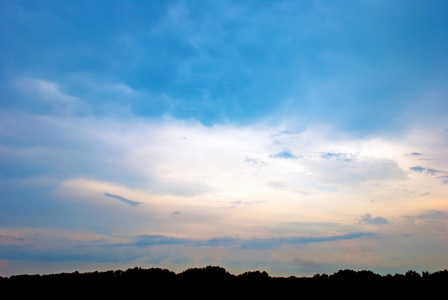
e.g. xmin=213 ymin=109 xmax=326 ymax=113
xmin=0 ymin=0 xmax=448 ymax=277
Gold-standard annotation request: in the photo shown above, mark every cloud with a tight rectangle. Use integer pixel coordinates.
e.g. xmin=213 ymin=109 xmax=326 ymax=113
xmin=400 ymin=210 xmax=448 ymax=239
xmin=0 ymin=227 xmax=130 ymax=265
xmin=409 ymin=166 xmax=445 ymax=176
xmin=126 ymin=232 xmax=372 ymax=249
xmin=410 ymin=209 xmax=448 ymax=220
xmin=239 ymin=232 xmax=372 ymax=249
xmin=11 ymin=78 xmax=89 ymax=116
xmin=321 ymin=152 xmax=353 ymax=161
xmin=410 ymin=165 xmax=429 ymax=173
xmin=407 ymin=152 xmax=423 ymax=156
xmin=0 ymin=234 xmax=26 ymax=246
xmin=267 ymin=181 xmax=311 ymax=195
xmin=360 ymin=213 xmax=389 ymax=225
xmin=306 ymin=157 xmax=407 ymax=185
xmin=104 ymin=192 xmax=142 ymax=206
xmin=245 ymin=157 xmax=264 ymax=165
xmin=1 ymin=230 xmax=371 ymax=274
xmin=135 ymin=235 xmax=191 ymax=246
xmin=270 ymin=151 xmax=297 ymax=159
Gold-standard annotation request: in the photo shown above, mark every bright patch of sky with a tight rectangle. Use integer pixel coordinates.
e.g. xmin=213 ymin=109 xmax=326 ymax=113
xmin=1 ymin=0 xmax=447 ymax=277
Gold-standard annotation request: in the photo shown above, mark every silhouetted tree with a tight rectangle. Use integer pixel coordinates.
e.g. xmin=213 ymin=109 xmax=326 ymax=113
xmin=9 ymin=274 xmax=42 ymax=281
xmin=405 ymin=270 xmax=421 ymax=280
xmin=121 ymin=267 xmax=176 ymax=282
xmin=3 ymin=265 xmax=448 ymax=289
xmin=330 ymin=269 xmax=358 ymax=280
xmin=237 ymin=270 xmax=270 ymax=280
xmin=177 ymin=266 xmax=235 ymax=281
xmin=428 ymin=269 xmax=448 ymax=280
xmin=393 ymin=273 xmax=406 ymax=280
xmin=313 ymin=273 xmax=329 ymax=280
xmin=356 ymin=270 xmax=382 ymax=280
xmin=328 ymin=269 xmax=382 ymax=281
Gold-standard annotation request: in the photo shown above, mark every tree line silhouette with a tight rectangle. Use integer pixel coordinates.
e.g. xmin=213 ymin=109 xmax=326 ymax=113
xmin=2 ymin=265 xmax=448 ymax=284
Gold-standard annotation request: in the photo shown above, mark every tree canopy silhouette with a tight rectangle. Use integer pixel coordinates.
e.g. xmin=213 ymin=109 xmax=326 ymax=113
xmin=3 ymin=265 xmax=448 ymax=286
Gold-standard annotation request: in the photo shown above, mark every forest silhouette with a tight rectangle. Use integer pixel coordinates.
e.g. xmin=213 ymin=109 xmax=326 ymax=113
xmin=3 ymin=265 xmax=448 ymax=297
xmin=3 ymin=265 xmax=448 ymax=284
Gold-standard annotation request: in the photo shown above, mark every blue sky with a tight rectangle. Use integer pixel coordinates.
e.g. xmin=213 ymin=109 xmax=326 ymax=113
xmin=1 ymin=0 xmax=448 ymax=277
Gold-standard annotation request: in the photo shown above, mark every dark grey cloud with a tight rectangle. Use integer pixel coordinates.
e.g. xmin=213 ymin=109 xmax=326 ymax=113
xmin=360 ymin=213 xmax=389 ymax=225
xmin=104 ymin=192 xmax=142 ymax=206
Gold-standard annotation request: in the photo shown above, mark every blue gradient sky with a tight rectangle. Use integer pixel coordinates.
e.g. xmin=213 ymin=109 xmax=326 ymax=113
xmin=1 ymin=0 xmax=448 ymax=277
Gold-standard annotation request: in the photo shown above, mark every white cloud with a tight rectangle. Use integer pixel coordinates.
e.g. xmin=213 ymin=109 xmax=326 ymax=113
xmin=3 ymin=112 xmax=446 ymax=218
xmin=2 ymin=109 xmax=448 ymax=250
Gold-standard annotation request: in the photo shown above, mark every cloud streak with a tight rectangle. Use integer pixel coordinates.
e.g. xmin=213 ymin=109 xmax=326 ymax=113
xmin=122 ymin=232 xmax=374 ymax=249
xmin=104 ymin=193 xmax=142 ymax=207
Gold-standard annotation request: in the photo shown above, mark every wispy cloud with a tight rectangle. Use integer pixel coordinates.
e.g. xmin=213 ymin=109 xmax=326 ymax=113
xmin=104 ymin=193 xmax=142 ymax=207
xmin=406 ymin=209 xmax=448 ymax=220
xmin=238 ymin=232 xmax=373 ymax=249
xmin=128 ymin=232 xmax=373 ymax=249
xmin=135 ymin=235 xmax=191 ymax=246
xmin=409 ymin=166 xmax=446 ymax=176
xmin=321 ymin=152 xmax=353 ymax=161
xmin=11 ymin=78 xmax=90 ymax=116
xmin=407 ymin=152 xmax=423 ymax=156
